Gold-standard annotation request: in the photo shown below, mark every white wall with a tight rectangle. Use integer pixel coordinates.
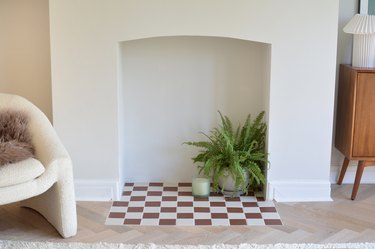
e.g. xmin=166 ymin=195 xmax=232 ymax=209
xmin=330 ymin=0 xmax=375 ymax=184
xmin=331 ymin=0 xmax=356 ymax=180
xmin=49 ymin=0 xmax=339 ymax=201
xmin=0 ymin=0 xmax=52 ymax=120
xmin=119 ymin=36 xmax=270 ymax=182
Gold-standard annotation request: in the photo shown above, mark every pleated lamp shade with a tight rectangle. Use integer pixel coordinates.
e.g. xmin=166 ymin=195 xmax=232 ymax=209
xmin=344 ymin=14 xmax=375 ymax=68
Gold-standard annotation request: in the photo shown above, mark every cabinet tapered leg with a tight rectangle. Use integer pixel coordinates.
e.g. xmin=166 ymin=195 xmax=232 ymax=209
xmin=351 ymin=160 xmax=366 ymax=200
xmin=337 ymin=157 xmax=350 ymax=185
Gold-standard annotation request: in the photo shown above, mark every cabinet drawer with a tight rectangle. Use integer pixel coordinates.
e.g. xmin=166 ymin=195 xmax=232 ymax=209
xmin=352 ymin=73 xmax=375 ymax=157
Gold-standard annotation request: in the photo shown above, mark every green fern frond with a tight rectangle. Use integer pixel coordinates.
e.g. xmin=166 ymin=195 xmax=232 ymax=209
xmin=184 ymin=110 xmax=268 ymax=194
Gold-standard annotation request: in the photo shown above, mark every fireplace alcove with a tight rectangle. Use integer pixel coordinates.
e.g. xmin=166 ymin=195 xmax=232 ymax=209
xmin=50 ymin=1 xmax=338 ymax=202
xmin=118 ymin=36 xmax=271 ymax=185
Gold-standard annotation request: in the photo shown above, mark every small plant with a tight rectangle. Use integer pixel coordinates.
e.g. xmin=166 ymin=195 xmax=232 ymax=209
xmin=184 ymin=111 xmax=267 ymax=194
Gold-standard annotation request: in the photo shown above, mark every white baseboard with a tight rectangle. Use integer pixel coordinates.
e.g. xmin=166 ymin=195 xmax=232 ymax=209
xmin=267 ymin=180 xmax=332 ymax=202
xmin=76 ymin=171 xmax=364 ymax=202
xmin=74 ymin=179 xmax=120 ymax=201
xmin=330 ymin=164 xmax=375 ymax=184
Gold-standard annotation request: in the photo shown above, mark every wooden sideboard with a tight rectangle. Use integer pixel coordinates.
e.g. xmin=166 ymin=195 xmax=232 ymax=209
xmin=335 ymin=64 xmax=375 ymax=200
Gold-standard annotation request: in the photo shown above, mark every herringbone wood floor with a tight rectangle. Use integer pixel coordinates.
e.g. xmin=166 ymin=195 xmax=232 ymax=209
xmin=1 ymin=184 xmax=375 ymax=244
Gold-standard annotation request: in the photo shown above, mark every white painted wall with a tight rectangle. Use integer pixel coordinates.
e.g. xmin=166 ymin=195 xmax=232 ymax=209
xmin=119 ymin=36 xmax=270 ymax=182
xmin=330 ymin=0 xmax=375 ymax=184
xmin=0 ymin=0 xmax=52 ymax=120
xmin=49 ymin=0 xmax=339 ymax=201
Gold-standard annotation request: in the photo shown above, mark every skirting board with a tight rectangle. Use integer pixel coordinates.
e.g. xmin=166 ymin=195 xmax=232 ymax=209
xmin=267 ymin=180 xmax=332 ymax=202
xmin=74 ymin=179 xmax=120 ymax=201
xmin=75 ymin=178 xmax=335 ymax=202
xmin=330 ymin=164 xmax=375 ymax=184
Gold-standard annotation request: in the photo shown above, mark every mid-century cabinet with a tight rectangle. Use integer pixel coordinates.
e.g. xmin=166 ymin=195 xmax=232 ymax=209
xmin=335 ymin=64 xmax=375 ymax=200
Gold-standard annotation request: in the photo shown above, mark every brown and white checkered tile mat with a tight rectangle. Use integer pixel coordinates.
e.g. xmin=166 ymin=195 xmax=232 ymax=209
xmin=105 ymin=182 xmax=282 ymax=226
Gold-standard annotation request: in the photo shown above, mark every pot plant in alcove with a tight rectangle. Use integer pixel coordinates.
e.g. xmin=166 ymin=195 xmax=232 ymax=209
xmin=184 ymin=111 xmax=268 ymax=196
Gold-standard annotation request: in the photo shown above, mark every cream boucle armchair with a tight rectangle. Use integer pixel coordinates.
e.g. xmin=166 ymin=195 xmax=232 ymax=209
xmin=0 ymin=93 xmax=77 ymax=238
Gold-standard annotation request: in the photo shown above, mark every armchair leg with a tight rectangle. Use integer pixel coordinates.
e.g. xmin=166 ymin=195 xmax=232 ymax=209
xmin=21 ymin=176 xmax=77 ymax=238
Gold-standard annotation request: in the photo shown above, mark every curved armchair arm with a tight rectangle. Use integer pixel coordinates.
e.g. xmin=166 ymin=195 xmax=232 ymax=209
xmin=0 ymin=93 xmax=77 ymax=238
xmin=23 ymin=101 xmax=70 ymax=168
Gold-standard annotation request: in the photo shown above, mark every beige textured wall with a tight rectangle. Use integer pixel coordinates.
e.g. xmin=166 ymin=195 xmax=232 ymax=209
xmin=0 ymin=0 xmax=52 ymax=120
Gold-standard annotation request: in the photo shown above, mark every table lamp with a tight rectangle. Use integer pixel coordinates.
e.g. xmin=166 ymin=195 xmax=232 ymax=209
xmin=344 ymin=14 xmax=375 ymax=68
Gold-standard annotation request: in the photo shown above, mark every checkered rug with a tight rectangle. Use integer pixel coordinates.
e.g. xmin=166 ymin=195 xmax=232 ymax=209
xmin=105 ymin=182 xmax=282 ymax=226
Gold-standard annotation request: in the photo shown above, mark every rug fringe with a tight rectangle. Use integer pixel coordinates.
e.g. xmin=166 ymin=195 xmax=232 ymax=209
xmin=1 ymin=241 xmax=375 ymax=249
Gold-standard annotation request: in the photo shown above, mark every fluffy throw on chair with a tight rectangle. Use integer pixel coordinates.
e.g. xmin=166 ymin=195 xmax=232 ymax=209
xmin=0 ymin=110 xmax=35 ymax=166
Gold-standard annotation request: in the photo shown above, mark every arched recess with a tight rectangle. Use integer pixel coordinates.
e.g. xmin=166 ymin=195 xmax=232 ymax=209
xmin=117 ymin=35 xmax=271 ymax=185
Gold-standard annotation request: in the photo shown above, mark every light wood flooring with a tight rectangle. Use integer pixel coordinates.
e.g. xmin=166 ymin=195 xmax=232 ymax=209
xmin=1 ymin=184 xmax=375 ymax=244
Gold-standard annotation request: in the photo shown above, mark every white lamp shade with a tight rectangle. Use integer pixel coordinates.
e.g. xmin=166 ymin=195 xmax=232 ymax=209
xmin=344 ymin=14 xmax=375 ymax=67
xmin=344 ymin=14 xmax=375 ymax=34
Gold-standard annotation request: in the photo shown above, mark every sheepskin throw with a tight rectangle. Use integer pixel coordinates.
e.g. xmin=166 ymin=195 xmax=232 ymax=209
xmin=0 ymin=110 xmax=34 ymax=166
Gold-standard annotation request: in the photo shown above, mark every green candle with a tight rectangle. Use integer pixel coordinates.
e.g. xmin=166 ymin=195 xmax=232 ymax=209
xmin=192 ymin=177 xmax=210 ymax=197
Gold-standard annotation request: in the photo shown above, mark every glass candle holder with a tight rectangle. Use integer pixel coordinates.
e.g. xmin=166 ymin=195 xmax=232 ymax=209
xmin=192 ymin=177 xmax=210 ymax=197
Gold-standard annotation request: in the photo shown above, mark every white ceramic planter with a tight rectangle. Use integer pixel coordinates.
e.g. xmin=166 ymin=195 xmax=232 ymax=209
xmin=218 ymin=169 xmax=249 ymax=196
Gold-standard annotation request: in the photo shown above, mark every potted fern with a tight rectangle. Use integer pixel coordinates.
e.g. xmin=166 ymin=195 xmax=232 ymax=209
xmin=184 ymin=111 xmax=267 ymax=196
